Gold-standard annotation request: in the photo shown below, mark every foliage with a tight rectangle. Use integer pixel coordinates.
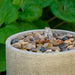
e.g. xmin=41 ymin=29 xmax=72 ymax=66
xmin=0 ymin=0 xmax=75 ymax=72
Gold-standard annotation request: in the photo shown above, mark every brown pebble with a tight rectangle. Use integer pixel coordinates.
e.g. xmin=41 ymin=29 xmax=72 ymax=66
xmin=69 ymin=38 xmax=74 ymax=42
xmin=53 ymin=39 xmax=63 ymax=46
xmin=12 ymin=43 xmax=21 ymax=49
xmin=46 ymin=43 xmax=53 ymax=49
xmin=67 ymin=45 xmax=74 ymax=50
xmin=64 ymin=40 xmax=72 ymax=45
xmin=36 ymin=39 xmax=44 ymax=44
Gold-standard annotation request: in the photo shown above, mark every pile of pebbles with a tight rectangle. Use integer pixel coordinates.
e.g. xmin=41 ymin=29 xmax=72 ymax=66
xmin=11 ymin=27 xmax=75 ymax=53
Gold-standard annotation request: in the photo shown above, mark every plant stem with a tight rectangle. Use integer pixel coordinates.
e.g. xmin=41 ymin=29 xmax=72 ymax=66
xmin=46 ymin=16 xmax=56 ymax=23
xmin=53 ymin=21 xmax=65 ymax=29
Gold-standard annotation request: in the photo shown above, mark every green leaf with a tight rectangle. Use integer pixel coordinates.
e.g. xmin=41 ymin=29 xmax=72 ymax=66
xmin=13 ymin=0 xmax=23 ymax=6
xmin=33 ymin=19 xmax=50 ymax=29
xmin=14 ymin=22 xmax=39 ymax=31
xmin=0 ymin=0 xmax=18 ymax=25
xmin=21 ymin=0 xmax=42 ymax=22
xmin=0 ymin=44 xmax=6 ymax=72
xmin=51 ymin=0 xmax=75 ymax=22
xmin=0 ymin=24 xmax=20 ymax=44
xmin=34 ymin=0 xmax=53 ymax=8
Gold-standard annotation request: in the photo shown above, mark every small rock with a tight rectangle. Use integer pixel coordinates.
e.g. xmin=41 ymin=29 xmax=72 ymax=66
xmin=67 ymin=45 xmax=74 ymax=50
xmin=69 ymin=47 xmax=75 ymax=50
xmin=45 ymin=49 xmax=52 ymax=53
xmin=31 ymin=48 xmax=38 ymax=52
xmin=46 ymin=43 xmax=53 ymax=49
xmin=69 ymin=38 xmax=74 ymax=42
xmin=24 ymin=37 xmax=30 ymax=42
xmin=12 ymin=42 xmax=21 ymax=49
xmin=11 ymin=38 xmax=19 ymax=44
xmin=43 ymin=43 xmax=49 ymax=48
xmin=45 ymin=37 xmax=50 ymax=43
xmin=36 ymin=39 xmax=44 ymax=44
xmin=73 ymin=41 xmax=75 ymax=46
xmin=59 ymin=43 xmax=68 ymax=51
xmin=64 ymin=40 xmax=72 ymax=45
xmin=40 ymin=47 xmax=46 ymax=52
xmin=19 ymin=40 xmax=29 ymax=45
xmin=19 ymin=36 xmax=24 ymax=40
xmin=50 ymin=47 xmax=60 ymax=51
xmin=55 ymin=49 xmax=60 ymax=52
xmin=53 ymin=39 xmax=63 ymax=46
xmin=62 ymin=36 xmax=68 ymax=41
xmin=23 ymin=43 xmax=36 ymax=50
xmin=53 ymin=33 xmax=58 ymax=38
xmin=66 ymin=34 xmax=73 ymax=38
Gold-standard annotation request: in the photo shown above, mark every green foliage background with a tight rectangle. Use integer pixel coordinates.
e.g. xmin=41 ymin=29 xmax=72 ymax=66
xmin=0 ymin=0 xmax=75 ymax=72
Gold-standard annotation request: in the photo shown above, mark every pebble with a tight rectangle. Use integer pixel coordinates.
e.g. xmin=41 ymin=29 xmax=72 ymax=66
xmin=66 ymin=34 xmax=73 ymax=38
xmin=18 ymin=36 xmax=24 ymax=40
xmin=73 ymin=41 xmax=75 ymax=46
xmin=31 ymin=48 xmax=38 ymax=52
xmin=64 ymin=40 xmax=72 ymax=45
xmin=40 ymin=47 xmax=46 ymax=52
xmin=69 ymin=47 xmax=75 ymax=50
xmin=12 ymin=42 xmax=21 ymax=49
xmin=59 ymin=43 xmax=68 ymax=51
xmin=67 ymin=45 xmax=74 ymax=50
xmin=53 ymin=39 xmax=63 ymax=46
xmin=46 ymin=43 xmax=53 ymax=49
xmin=36 ymin=39 xmax=44 ymax=44
xmin=50 ymin=47 xmax=60 ymax=51
xmin=62 ymin=36 xmax=68 ymax=41
xmin=55 ymin=49 xmax=60 ymax=52
xmin=69 ymin=38 xmax=74 ymax=42
xmin=45 ymin=49 xmax=52 ymax=53
xmin=24 ymin=37 xmax=30 ymax=42
xmin=43 ymin=43 xmax=49 ymax=48
xmin=23 ymin=43 xmax=36 ymax=50
xmin=11 ymin=38 xmax=19 ymax=44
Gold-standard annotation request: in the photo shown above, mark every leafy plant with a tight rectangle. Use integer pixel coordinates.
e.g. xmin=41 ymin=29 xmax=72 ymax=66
xmin=0 ymin=0 xmax=75 ymax=73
